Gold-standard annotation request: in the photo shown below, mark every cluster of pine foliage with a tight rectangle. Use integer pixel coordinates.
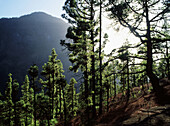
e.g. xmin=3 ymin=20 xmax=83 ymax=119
xmin=0 ymin=0 xmax=169 ymax=125
xmin=0 ymin=48 xmax=79 ymax=125
xmin=60 ymin=0 xmax=169 ymax=124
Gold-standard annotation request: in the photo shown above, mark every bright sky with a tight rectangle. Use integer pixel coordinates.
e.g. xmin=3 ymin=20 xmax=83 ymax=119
xmin=0 ymin=0 xmax=65 ymax=18
xmin=0 ymin=0 xmax=139 ymax=54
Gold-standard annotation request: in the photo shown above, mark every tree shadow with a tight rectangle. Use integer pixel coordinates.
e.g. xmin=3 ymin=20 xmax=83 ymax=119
xmin=126 ymin=107 xmax=170 ymax=126
xmin=96 ymin=101 xmax=141 ymax=126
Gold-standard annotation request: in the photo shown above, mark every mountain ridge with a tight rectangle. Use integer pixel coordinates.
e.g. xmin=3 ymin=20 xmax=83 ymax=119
xmin=0 ymin=12 xmax=74 ymax=93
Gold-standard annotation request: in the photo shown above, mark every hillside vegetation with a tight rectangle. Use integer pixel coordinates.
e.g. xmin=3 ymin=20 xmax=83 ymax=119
xmin=0 ymin=0 xmax=170 ymax=125
xmin=0 ymin=12 xmax=73 ymax=93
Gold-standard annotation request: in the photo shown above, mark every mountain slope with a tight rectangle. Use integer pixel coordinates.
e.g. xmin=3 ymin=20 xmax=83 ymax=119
xmin=0 ymin=12 xmax=74 ymax=93
xmin=67 ymin=80 xmax=170 ymax=126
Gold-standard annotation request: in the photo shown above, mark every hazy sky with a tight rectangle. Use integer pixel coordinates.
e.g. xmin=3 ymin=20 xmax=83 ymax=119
xmin=0 ymin=0 xmax=139 ymax=54
xmin=0 ymin=0 xmax=65 ymax=18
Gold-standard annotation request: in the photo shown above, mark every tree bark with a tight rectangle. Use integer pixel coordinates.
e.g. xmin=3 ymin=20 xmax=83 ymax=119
xmin=52 ymin=71 xmax=54 ymax=118
xmin=114 ymin=74 xmax=116 ymax=99
xmin=166 ymin=41 xmax=170 ymax=79
xmin=63 ymin=87 xmax=67 ymax=126
xmin=107 ymin=80 xmax=109 ymax=112
xmin=145 ymin=0 xmax=161 ymax=93
xmin=126 ymin=59 xmax=130 ymax=104
xmin=84 ymin=42 xmax=89 ymax=122
xmin=99 ymin=0 xmax=103 ymax=115
xmin=59 ymin=86 xmax=62 ymax=120
xmin=33 ymin=77 xmax=36 ymax=126
xmin=91 ymin=0 xmax=96 ymax=118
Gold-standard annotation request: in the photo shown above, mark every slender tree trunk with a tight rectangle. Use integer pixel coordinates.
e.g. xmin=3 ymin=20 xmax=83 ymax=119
xmin=145 ymin=0 xmax=160 ymax=93
xmin=48 ymin=77 xmax=52 ymax=119
xmin=63 ymin=87 xmax=67 ymax=126
xmin=52 ymin=71 xmax=55 ymax=118
xmin=126 ymin=59 xmax=130 ymax=104
xmin=84 ymin=42 xmax=89 ymax=122
xmin=133 ymin=74 xmax=136 ymax=87
xmin=8 ymin=109 xmax=11 ymax=126
xmin=12 ymin=82 xmax=18 ymax=126
xmin=26 ymin=92 xmax=28 ymax=126
xmin=25 ymin=105 xmax=28 ymax=126
xmin=59 ymin=72 xmax=62 ymax=120
xmin=59 ymin=86 xmax=62 ymax=120
xmin=164 ymin=13 xmax=169 ymax=80
xmin=45 ymin=109 xmax=50 ymax=126
xmin=166 ymin=41 xmax=170 ymax=79
xmin=33 ymin=77 xmax=36 ymax=126
xmin=107 ymin=80 xmax=109 ymax=112
xmin=14 ymin=102 xmax=17 ymax=125
xmin=99 ymin=0 xmax=103 ymax=115
xmin=72 ymin=85 xmax=74 ymax=116
xmin=110 ymin=81 xmax=112 ymax=97
xmin=132 ymin=61 xmax=136 ymax=87
xmin=91 ymin=0 xmax=96 ymax=118
xmin=114 ymin=74 xmax=116 ymax=99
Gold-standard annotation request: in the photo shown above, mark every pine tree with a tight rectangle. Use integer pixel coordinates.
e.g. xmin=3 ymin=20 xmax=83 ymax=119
xmin=41 ymin=48 xmax=66 ymax=122
xmin=108 ymin=0 xmax=170 ymax=96
xmin=60 ymin=78 xmax=67 ymax=125
xmin=66 ymin=78 xmax=77 ymax=118
xmin=20 ymin=75 xmax=33 ymax=126
xmin=41 ymin=61 xmax=53 ymax=120
xmin=36 ymin=88 xmax=51 ymax=126
xmin=62 ymin=0 xmax=101 ymax=119
xmin=118 ymin=44 xmax=131 ymax=103
xmin=49 ymin=48 xmax=58 ymax=119
xmin=62 ymin=0 xmax=92 ymax=122
xmin=28 ymin=64 xmax=38 ymax=126
xmin=12 ymin=79 xmax=19 ymax=126
xmin=4 ymin=73 xmax=14 ymax=126
xmin=56 ymin=60 xmax=65 ymax=120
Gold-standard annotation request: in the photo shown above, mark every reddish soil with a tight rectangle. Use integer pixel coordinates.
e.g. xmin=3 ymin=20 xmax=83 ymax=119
xmin=68 ymin=78 xmax=170 ymax=126
xmin=95 ymin=79 xmax=170 ymax=126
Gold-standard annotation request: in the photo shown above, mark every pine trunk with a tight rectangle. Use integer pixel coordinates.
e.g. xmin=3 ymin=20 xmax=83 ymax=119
xmin=107 ymin=80 xmax=109 ymax=112
xmin=52 ymin=72 xmax=55 ymax=118
xmin=48 ymin=77 xmax=52 ymax=119
xmin=72 ymin=85 xmax=74 ymax=116
xmin=145 ymin=0 xmax=163 ymax=96
xmin=166 ymin=41 xmax=170 ymax=79
xmin=99 ymin=0 xmax=103 ymax=115
xmin=91 ymin=0 xmax=96 ymax=117
xmin=84 ymin=43 xmax=89 ymax=121
xmin=114 ymin=74 xmax=116 ymax=98
xmin=63 ymin=87 xmax=67 ymax=126
xmin=126 ymin=59 xmax=130 ymax=104
xmin=59 ymin=86 xmax=62 ymax=120
xmin=33 ymin=77 xmax=36 ymax=126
